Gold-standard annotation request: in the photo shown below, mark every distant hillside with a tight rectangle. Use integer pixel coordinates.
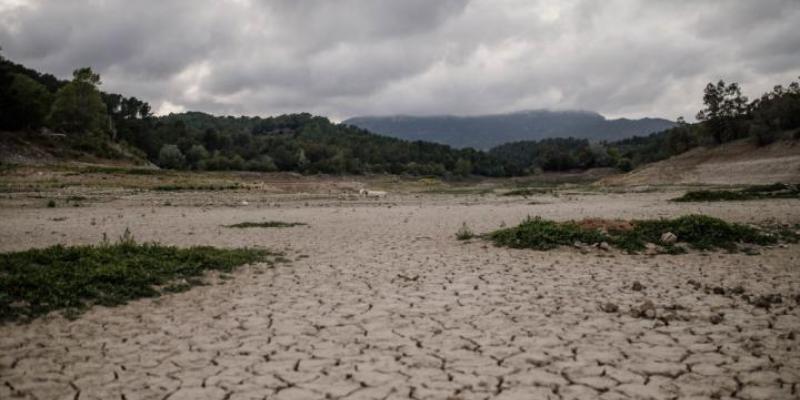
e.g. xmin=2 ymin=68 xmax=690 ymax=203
xmin=601 ymin=137 xmax=800 ymax=186
xmin=344 ymin=110 xmax=675 ymax=149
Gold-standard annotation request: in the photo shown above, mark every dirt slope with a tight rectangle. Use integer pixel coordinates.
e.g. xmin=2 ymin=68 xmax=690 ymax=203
xmin=603 ymin=139 xmax=800 ymax=186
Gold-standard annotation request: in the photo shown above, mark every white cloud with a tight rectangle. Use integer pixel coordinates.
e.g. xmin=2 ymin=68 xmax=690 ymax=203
xmin=1 ymin=0 xmax=798 ymax=121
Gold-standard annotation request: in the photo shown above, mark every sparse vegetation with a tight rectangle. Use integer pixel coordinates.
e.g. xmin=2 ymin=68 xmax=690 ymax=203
xmin=0 ymin=230 xmax=277 ymax=322
xmin=487 ymin=215 xmax=781 ymax=253
xmin=455 ymin=223 xmax=475 ymax=240
xmin=501 ymin=188 xmax=550 ymax=197
xmin=673 ymin=183 xmax=800 ymax=202
xmin=225 ymin=221 xmax=307 ymax=228
xmin=154 ymin=183 xmax=241 ymax=191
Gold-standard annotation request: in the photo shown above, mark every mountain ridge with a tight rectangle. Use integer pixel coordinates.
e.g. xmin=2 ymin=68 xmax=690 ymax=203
xmin=344 ymin=109 xmax=675 ymax=150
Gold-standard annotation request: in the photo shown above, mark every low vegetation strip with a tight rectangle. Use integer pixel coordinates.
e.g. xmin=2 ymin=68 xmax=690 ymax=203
xmin=154 ymin=183 xmax=241 ymax=191
xmin=225 ymin=221 xmax=307 ymax=228
xmin=0 ymin=232 xmax=276 ymax=322
xmin=486 ymin=215 xmax=791 ymax=253
xmin=673 ymin=183 xmax=800 ymax=202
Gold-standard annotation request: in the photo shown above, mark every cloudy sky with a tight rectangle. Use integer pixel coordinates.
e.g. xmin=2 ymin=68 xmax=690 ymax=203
xmin=1 ymin=0 xmax=798 ymax=121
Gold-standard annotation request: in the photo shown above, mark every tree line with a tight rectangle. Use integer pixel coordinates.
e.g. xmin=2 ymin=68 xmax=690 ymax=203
xmin=0 ymin=52 xmax=518 ymax=177
xmin=488 ymin=77 xmax=800 ymax=172
xmin=2 ymin=50 xmax=797 ymax=176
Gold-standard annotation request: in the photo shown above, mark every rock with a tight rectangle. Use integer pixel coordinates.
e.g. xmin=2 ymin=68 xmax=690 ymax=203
xmin=644 ymin=242 xmax=661 ymax=255
xmin=597 ymin=242 xmax=611 ymax=251
xmin=632 ymin=300 xmax=657 ymax=319
xmin=709 ymin=313 xmax=724 ymax=324
xmin=601 ymin=302 xmax=619 ymax=313
xmin=660 ymin=232 xmax=677 ymax=244
xmin=730 ymin=285 xmax=745 ymax=295
xmin=240 ymin=200 xmax=249 ymax=206
xmin=712 ymin=286 xmax=725 ymax=295
xmin=752 ymin=294 xmax=782 ymax=309
xmin=632 ymin=281 xmax=645 ymax=291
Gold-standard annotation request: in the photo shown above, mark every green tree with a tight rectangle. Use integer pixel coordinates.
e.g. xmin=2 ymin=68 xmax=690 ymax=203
xmin=5 ymin=73 xmax=52 ymax=129
xmin=185 ymin=144 xmax=209 ymax=168
xmin=454 ymin=158 xmax=472 ymax=177
xmin=47 ymin=68 xmax=109 ymax=135
xmin=696 ymin=80 xmax=748 ymax=144
xmin=158 ymin=144 xmax=185 ymax=169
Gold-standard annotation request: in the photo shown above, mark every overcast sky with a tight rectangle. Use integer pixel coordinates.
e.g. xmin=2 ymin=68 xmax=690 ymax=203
xmin=1 ymin=0 xmax=798 ymax=121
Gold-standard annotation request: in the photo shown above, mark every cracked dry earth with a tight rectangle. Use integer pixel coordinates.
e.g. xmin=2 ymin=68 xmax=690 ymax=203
xmin=1 ymin=192 xmax=799 ymax=400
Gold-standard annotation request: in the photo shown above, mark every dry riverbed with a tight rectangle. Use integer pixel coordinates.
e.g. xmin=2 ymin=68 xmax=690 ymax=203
xmin=1 ymin=188 xmax=799 ymax=400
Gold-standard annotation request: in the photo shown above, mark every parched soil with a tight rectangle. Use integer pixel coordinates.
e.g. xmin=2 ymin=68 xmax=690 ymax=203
xmin=601 ymin=139 xmax=800 ymax=186
xmin=1 ymin=189 xmax=799 ymax=400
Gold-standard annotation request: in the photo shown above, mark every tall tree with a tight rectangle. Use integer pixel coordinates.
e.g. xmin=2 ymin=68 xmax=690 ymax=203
xmin=47 ymin=68 xmax=109 ymax=135
xmin=696 ymin=80 xmax=748 ymax=143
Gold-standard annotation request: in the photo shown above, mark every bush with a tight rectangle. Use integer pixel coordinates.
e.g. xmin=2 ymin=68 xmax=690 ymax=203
xmin=455 ymin=223 xmax=475 ymax=240
xmin=158 ymin=144 xmax=185 ymax=169
xmin=616 ymin=157 xmax=633 ymax=172
xmin=749 ymin=123 xmax=777 ymax=146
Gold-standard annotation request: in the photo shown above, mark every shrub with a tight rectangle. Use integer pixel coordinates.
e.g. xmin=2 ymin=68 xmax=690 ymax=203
xmin=455 ymin=223 xmax=475 ymax=240
xmin=158 ymin=144 xmax=185 ymax=169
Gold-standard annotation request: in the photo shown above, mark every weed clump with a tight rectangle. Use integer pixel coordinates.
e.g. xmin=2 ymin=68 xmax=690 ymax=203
xmin=154 ymin=183 xmax=241 ymax=191
xmin=673 ymin=183 xmax=800 ymax=202
xmin=501 ymin=188 xmax=550 ymax=197
xmin=488 ymin=217 xmax=606 ymax=250
xmin=455 ymin=223 xmax=475 ymax=240
xmin=225 ymin=221 xmax=307 ymax=228
xmin=0 ymin=230 xmax=276 ymax=322
xmin=487 ymin=215 xmax=779 ymax=253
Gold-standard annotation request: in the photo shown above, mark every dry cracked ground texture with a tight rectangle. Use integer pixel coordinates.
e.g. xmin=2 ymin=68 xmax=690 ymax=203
xmin=0 ymin=192 xmax=799 ymax=400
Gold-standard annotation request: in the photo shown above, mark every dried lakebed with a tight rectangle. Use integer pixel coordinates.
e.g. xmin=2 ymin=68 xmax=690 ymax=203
xmin=0 ymin=191 xmax=799 ymax=400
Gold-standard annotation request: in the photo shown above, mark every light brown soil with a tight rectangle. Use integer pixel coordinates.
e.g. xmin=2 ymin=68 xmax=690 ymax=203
xmin=1 ymin=188 xmax=799 ymax=400
xmin=602 ymin=139 xmax=800 ymax=186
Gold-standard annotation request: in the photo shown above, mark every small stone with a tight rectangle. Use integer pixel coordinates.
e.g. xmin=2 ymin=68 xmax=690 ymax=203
xmin=712 ymin=286 xmax=725 ymax=295
xmin=598 ymin=242 xmax=611 ymax=251
xmin=709 ymin=313 xmax=724 ymax=324
xmin=632 ymin=300 xmax=657 ymax=319
xmin=730 ymin=285 xmax=745 ymax=295
xmin=601 ymin=302 xmax=619 ymax=313
xmin=660 ymin=232 xmax=678 ymax=244
xmin=632 ymin=281 xmax=645 ymax=291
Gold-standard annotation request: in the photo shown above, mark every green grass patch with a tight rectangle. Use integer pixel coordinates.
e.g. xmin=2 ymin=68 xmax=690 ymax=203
xmin=486 ymin=215 xmax=781 ymax=253
xmin=154 ymin=183 xmax=242 ymax=191
xmin=79 ymin=166 xmax=163 ymax=175
xmin=673 ymin=183 xmax=800 ymax=202
xmin=0 ymin=231 xmax=276 ymax=322
xmin=501 ymin=188 xmax=551 ymax=197
xmin=225 ymin=221 xmax=307 ymax=228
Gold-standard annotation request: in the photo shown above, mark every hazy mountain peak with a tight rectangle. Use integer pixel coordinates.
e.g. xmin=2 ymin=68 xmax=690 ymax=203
xmin=344 ymin=110 xmax=674 ymax=149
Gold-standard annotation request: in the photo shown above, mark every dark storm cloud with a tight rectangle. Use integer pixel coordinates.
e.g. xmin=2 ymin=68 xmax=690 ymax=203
xmin=1 ymin=0 xmax=798 ymax=120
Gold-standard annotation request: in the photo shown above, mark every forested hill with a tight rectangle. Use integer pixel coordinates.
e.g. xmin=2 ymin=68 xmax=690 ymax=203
xmin=0 ymin=54 xmax=519 ymax=176
xmin=344 ymin=110 xmax=675 ymax=149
